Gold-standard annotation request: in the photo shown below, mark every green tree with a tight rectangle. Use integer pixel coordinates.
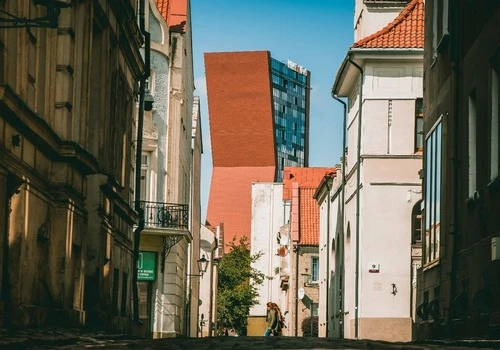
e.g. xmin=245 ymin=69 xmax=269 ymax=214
xmin=217 ymin=236 xmax=264 ymax=335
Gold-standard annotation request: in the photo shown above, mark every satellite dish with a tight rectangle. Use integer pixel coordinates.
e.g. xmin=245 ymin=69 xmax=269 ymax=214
xmin=277 ymin=247 xmax=288 ymax=257
xmin=298 ymin=287 xmax=305 ymax=300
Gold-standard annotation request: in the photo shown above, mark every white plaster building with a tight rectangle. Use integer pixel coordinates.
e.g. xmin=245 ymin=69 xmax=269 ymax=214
xmin=330 ymin=0 xmax=424 ymax=341
xmin=248 ymin=182 xmax=287 ymax=336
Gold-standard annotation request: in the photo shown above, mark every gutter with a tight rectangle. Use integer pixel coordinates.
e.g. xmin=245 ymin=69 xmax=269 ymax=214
xmin=132 ymin=0 xmax=151 ymax=323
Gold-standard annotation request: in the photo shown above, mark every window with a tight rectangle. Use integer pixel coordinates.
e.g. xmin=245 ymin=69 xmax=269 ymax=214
xmin=412 ymin=200 xmax=423 ymax=243
xmin=432 ymin=0 xmax=449 ymax=58
xmin=310 ymin=257 xmax=319 ymax=283
xmin=424 ymin=119 xmax=442 ymax=264
xmin=140 ymin=153 xmax=151 ymax=201
xmin=491 ymin=62 xmax=499 ymax=181
xmin=468 ymin=92 xmax=477 ymax=197
xmin=415 ymin=98 xmax=424 ymax=152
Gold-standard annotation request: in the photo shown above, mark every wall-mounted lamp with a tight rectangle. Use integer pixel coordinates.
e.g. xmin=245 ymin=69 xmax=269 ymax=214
xmin=187 ymin=254 xmax=209 ymax=277
xmin=301 ymin=269 xmax=310 ymax=286
xmin=144 ymin=90 xmax=154 ymax=111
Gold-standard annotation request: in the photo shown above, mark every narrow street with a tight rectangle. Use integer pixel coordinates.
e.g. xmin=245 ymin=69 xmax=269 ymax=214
xmin=1 ymin=329 xmax=499 ymax=350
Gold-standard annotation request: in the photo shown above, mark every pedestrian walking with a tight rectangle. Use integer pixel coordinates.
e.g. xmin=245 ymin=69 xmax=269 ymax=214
xmin=264 ymin=302 xmax=278 ymax=336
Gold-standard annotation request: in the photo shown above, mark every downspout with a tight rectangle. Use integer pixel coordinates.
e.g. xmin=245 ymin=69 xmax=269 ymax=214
xmin=294 ymin=244 xmax=299 ymax=336
xmin=448 ymin=0 xmax=461 ymax=335
xmin=347 ymin=55 xmax=364 ymax=339
xmin=208 ymin=240 xmax=217 ymax=337
xmin=324 ymin=179 xmax=331 ymax=337
xmin=132 ymin=0 xmax=150 ymax=322
xmin=331 ymin=94 xmax=347 ymax=339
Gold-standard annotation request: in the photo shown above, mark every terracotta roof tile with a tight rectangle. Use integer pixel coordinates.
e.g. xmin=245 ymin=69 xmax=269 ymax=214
xmin=283 ymin=167 xmax=336 ymax=200
xmin=352 ymin=0 xmax=424 ymax=49
xmin=299 ymin=187 xmax=320 ymax=246
xmin=154 ymin=0 xmax=187 ymax=33
xmin=154 ymin=0 xmax=169 ymax=21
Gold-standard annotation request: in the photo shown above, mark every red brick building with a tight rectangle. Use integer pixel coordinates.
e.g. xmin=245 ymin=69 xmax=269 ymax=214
xmin=204 ymin=51 xmax=310 ymax=249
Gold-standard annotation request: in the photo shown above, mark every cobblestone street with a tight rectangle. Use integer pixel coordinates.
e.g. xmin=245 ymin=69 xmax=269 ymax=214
xmin=1 ymin=329 xmax=499 ymax=350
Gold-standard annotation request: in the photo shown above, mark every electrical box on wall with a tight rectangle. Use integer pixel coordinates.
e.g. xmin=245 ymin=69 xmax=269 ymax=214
xmin=492 ymin=237 xmax=500 ymax=261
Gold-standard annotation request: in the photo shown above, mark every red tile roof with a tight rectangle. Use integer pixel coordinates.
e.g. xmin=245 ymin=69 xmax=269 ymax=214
xmin=352 ymin=0 xmax=424 ymax=49
xmin=206 ymin=166 xmax=276 ymax=252
xmin=154 ymin=0 xmax=169 ymax=21
xmin=154 ymin=0 xmax=187 ymax=33
xmin=299 ymin=187 xmax=320 ymax=246
xmin=283 ymin=167 xmax=336 ymax=200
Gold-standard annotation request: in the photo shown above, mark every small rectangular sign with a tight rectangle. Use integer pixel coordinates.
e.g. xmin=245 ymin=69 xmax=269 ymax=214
xmin=368 ymin=263 xmax=380 ymax=273
xmin=138 ymin=251 xmax=157 ymax=281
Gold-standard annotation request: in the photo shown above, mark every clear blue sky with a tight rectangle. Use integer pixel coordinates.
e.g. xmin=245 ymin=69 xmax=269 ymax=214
xmin=191 ymin=0 xmax=355 ymax=222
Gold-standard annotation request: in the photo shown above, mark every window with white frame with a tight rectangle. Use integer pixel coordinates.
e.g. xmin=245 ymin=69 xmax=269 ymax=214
xmin=140 ymin=153 xmax=151 ymax=201
xmin=310 ymin=256 xmax=319 ymax=283
xmin=469 ymin=92 xmax=477 ymax=197
xmin=424 ymin=119 xmax=442 ymax=264
xmin=491 ymin=61 xmax=499 ymax=181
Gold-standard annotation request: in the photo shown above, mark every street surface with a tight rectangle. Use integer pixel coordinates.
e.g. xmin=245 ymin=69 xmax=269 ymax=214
xmin=1 ymin=328 xmax=499 ymax=349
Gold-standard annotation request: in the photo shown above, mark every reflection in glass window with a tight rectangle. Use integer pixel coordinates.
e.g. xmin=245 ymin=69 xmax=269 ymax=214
xmin=424 ymin=120 xmax=442 ymax=264
xmin=415 ymin=98 xmax=424 ymax=151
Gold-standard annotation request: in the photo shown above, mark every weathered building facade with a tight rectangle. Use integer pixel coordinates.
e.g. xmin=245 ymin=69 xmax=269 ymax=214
xmin=416 ymin=0 xmax=500 ymax=339
xmin=136 ymin=0 xmax=200 ymax=338
xmin=0 ymin=0 xmax=144 ymax=331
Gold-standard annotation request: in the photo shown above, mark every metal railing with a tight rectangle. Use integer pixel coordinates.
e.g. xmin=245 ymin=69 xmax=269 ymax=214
xmin=138 ymin=201 xmax=189 ymax=229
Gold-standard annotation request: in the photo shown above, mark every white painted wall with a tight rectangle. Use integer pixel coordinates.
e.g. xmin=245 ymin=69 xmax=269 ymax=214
xmin=250 ymin=183 xmax=285 ymax=317
xmin=337 ymin=56 xmax=423 ymax=341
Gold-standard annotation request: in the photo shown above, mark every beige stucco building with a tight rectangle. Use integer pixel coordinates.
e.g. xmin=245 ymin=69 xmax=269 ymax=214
xmin=330 ymin=0 xmax=424 ymax=341
xmin=0 ymin=0 xmax=143 ymax=331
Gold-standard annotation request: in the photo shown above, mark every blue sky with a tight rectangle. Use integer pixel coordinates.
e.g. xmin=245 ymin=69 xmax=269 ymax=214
xmin=191 ymin=0 xmax=355 ymax=222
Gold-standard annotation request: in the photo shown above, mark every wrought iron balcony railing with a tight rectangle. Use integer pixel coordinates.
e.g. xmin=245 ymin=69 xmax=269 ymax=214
xmin=138 ymin=201 xmax=189 ymax=230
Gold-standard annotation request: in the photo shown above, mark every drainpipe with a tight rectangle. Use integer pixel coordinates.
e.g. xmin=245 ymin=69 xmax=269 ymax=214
xmin=324 ymin=178 xmax=331 ymax=337
xmin=294 ymin=244 xmax=299 ymax=336
xmin=208 ymin=239 xmax=218 ymax=337
xmin=448 ymin=0 xmax=461 ymax=335
xmin=331 ymin=93 xmax=347 ymax=339
xmin=347 ymin=55 xmax=364 ymax=339
xmin=132 ymin=0 xmax=150 ymax=323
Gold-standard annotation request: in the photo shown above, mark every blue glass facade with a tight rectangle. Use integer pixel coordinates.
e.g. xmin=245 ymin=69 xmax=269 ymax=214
xmin=271 ymin=58 xmax=309 ymax=182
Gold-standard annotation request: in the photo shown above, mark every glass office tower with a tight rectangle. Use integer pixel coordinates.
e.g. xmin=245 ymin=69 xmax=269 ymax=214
xmin=271 ymin=59 xmax=310 ymax=181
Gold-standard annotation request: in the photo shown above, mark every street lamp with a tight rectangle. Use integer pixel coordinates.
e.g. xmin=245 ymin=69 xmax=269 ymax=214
xmin=187 ymin=254 xmax=209 ymax=277
xmin=0 ymin=0 xmax=71 ymax=29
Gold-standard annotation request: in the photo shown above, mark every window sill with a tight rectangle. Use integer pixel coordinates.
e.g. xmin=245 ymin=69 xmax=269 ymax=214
xmin=305 ymin=282 xmax=319 ymax=288
xmin=423 ymin=258 xmax=440 ymax=272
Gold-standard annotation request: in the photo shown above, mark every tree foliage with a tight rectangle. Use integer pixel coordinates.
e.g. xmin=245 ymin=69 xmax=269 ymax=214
xmin=217 ymin=236 xmax=264 ymax=335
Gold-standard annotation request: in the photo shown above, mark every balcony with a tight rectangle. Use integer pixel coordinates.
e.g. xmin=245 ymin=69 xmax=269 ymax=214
xmin=138 ymin=201 xmax=191 ymax=239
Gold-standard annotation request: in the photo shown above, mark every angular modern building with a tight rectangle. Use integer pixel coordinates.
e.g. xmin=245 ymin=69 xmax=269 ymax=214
xmin=204 ymin=51 xmax=310 ymax=249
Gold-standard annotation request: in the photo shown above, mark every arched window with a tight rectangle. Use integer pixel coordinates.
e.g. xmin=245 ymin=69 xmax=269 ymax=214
xmin=411 ymin=199 xmax=423 ymax=244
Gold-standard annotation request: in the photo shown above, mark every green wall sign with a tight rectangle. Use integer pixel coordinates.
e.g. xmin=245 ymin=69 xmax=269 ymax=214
xmin=138 ymin=251 xmax=157 ymax=281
